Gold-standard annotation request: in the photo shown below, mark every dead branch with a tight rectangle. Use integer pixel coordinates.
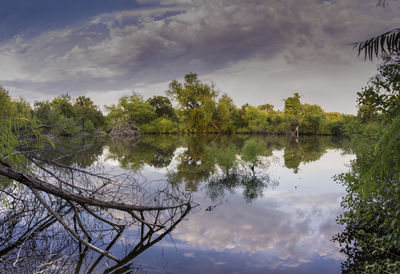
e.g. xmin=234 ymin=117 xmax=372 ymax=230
xmin=0 ymin=162 xmax=189 ymax=213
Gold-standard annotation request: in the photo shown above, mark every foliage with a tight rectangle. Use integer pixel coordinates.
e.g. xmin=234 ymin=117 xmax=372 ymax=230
xmin=284 ymin=92 xmax=302 ymax=119
xmin=284 ymin=92 xmax=302 ymax=131
xmin=32 ymin=94 xmax=105 ymax=136
xmin=166 ymin=73 xmax=219 ymax=132
xmin=147 ymin=96 xmax=177 ymax=120
xmin=355 ymin=28 xmax=400 ymax=61
xmin=74 ymin=96 xmax=104 ymax=130
xmin=2 ymin=74 xmax=355 ymax=136
xmin=243 ymin=106 xmax=271 ymax=133
xmin=0 ymin=88 xmax=50 ymax=176
xmin=140 ymin=117 xmax=179 ymax=133
xmin=50 ymin=94 xmax=75 ymax=119
xmin=334 ymin=116 xmax=400 ymax=273
xmin=106 ymin=92 xmax=156 ymax=127
xmin=357 ymin=57 xmax=400 ymax=122
xmin=214 ymin=94 xmax=239 ymax=133
xmin=334 ymin=56 xmax=400 ymax=271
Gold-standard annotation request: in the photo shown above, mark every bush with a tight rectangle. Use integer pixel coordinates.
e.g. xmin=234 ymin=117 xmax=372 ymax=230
xmin=140 ymin=117 xmax=179 ymax=133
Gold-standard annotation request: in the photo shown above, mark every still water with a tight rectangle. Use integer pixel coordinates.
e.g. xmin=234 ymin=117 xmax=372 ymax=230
xmin=0 ymin=135 xmax=358 ymax=273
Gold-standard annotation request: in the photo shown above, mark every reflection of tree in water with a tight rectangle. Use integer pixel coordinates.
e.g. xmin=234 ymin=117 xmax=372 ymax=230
xmin=168 ymin=136 xmax=217 ymax=191
xmin=283 ymin=136 xmax=348 ymax=173
xmin=207 ymin=171 xmax=277 ymax=202
xmin=85 ymin=134 xmax=352 ymax=201
xmin=35 ymin=136 xmax=106 ymax=168
xmin=105 ymin=135 xmax=351 ymax=200
xmin=0 ymin=141 xmax=191 ymax=273
xmin=205 ymin=139 xmax=278 ymax=202
xmin=106 ymin=135 xmax=179 ymax=171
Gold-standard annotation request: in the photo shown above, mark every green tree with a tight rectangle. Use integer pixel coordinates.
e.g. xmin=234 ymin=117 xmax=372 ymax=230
xmin=147 ymin=96 xmax=177 ymax=120
xmin=0 ymin=87 xmax=43 ymax=177
xmin=243 ymin=106 xmax=271 ymax=133
xmin=51 ymin=94 xmax=75 ymax=119
xmin=166 ymin=73 xmax=219 ymax=132
xmin=105 ymin=92 xmax=156 ymax=131
xmin=214 ymin=94 xmax=239 ymax=132
xmin=334 ymin=116 xmax=400 ymax=273
xmin=33 ymin=100 xmax=52 ymax=124
xmin=357 ymin=58 xmax=400 ymax=122
xmin=257 ymin=103 xmax=274 ymax=112
xmin=13 ymin=98 xmax=33 ymax=120
xmin=284 ymin=93 xmax=302 ymax=134
xmin=300 ymin=104 xmax=324 ymax=134
xmin=0 ymin=87 xmax=14 ymax=119
xmin=74 ymin=96 xmax=104 ymax=130
xmin=334 ymin=12 xmax=400 ymax=272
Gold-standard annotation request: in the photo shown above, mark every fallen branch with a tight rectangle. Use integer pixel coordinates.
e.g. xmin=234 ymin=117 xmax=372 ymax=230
xmin=0 ymin=161 xmax=189 ymax=213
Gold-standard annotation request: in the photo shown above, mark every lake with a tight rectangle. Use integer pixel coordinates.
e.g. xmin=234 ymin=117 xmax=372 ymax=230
xmin=0 ymin=135 xmax=359 ymax=273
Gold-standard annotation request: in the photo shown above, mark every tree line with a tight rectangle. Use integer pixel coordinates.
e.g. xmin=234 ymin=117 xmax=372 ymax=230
xmin=0 ymin=74 xmax=359 ymax=137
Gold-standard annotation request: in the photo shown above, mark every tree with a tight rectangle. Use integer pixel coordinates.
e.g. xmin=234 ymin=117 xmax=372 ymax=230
xmin=357 ymin=58 xmax=400 ymax=121
xmin=74 ymin=96 xmax=104 ymax=130
xmin=300 ymin=104 xmax=324 ymax=134
xmin=243 ymin=106 xmax=271 ymax=133
xmin=166 ymin=73 xmax=219 ymax=132
xmin=13 ymin=98 xmax=32 ymax=120
xmin=105 ymin=92 xmax=156 ymax=136
xmin=33 ymin=100 xmax=52 ymax=124
xmin=1 ymin=89 xmax=192 ymax=272
xmin=214 ymin=94 xmax=239 ymax=132
xmin=50 ymin=94 xmax=75 ymax=119
xmin=107 ymin=92 xmax=156 ymax=126
xmin=147 ymin=95 xmax=177 ymax=120
xmin=334 ymin=6 xmax=400 ymax=271
xmin=257 ymin=103 xmax=274 ymax=112
xmin=284 ymin=93 xmax=302 ymax=135
xmin=0 ymin=87 xmax=17 ymax=120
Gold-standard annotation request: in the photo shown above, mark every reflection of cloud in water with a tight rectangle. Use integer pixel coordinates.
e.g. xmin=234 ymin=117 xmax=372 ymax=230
xmin=173 ymin=191 xmax=345 ymax=268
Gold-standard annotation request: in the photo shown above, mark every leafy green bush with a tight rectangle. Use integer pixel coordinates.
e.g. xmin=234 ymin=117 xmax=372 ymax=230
xmin=334 ymin=115 xmax=400 ymax=273
xmin=140 ymin=117 xmax=179 ymax=133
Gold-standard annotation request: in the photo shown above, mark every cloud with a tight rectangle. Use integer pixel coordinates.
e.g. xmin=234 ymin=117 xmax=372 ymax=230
xmin=172 ymin=191 xmax=345 ymax=269
xmin=0 ymin=0 xmax=399 ymax=111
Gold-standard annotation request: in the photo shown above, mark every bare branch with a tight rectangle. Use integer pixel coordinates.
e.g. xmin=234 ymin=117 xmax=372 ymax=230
xmin=0 ymin=162 xmax=189 ymax=213
xmin=30 ymin=187 xmax=121 ymax=262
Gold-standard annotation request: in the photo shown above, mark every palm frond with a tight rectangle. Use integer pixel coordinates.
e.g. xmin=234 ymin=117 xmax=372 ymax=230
xmin=354 ymin=28 xmax=400 ymax=60
xmin=376 ymin=0 xmax=389 ymax=7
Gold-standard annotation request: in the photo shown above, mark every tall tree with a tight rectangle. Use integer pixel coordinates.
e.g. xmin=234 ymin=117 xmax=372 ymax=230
xmin=166 ymin=73 xmax=219 ymax=132
xmin=74 ymin=96 xmax=104 ymax=130
xmin=147 ymin=95 xmax=177 ymax=120
xmin=105 ymin=92 xmax=156 ymax=129
xmin=284 ymin=93 xmax=302 ymax=135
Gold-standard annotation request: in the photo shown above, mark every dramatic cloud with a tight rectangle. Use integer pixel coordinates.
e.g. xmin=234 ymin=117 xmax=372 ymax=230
xmin=172 ymin=191 xmax=345 ymax=269
xmin=1 ymin=0 xmax=399 ymax=112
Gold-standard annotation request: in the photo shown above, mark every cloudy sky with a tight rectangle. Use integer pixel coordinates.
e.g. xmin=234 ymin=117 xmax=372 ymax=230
xmin=1 ymin=0 xmax=399 ymax=113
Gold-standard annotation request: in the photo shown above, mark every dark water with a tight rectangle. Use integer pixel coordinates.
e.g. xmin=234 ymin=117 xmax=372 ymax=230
xmin=0 ymin=135 xmax=358 ymax=273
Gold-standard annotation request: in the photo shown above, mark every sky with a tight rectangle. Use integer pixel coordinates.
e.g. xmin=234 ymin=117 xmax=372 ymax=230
xmin=0 ymin=0 xmax=399 ymax=114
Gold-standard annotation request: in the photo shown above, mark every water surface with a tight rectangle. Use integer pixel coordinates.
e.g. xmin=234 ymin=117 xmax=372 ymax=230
xmin=103 ymin=135 xmax=354 ymax=273
xmin=0 ymin=135 xmax=357 ymax=273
